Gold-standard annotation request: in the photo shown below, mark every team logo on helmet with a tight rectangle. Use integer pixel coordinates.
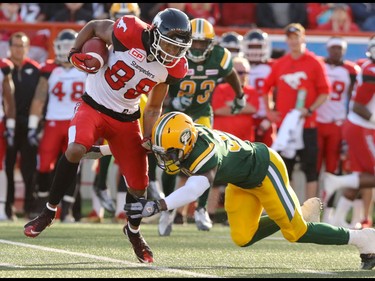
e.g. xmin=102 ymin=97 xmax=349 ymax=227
xmin=180 ymin=129 xmax=192 ymax=145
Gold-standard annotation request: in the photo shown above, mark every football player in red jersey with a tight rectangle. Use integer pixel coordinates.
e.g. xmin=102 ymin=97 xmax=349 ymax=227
xmin=323 ymin=35 xmax=375 ymax=230
xmin=263 ymin=23 xmax=330 ymax=201
xmin=0 ymin=58 xmax=16 ymax=221
xmin=27 ymin=29 xmax=87 ymax=222
xmin=242 ymin=28 xmax=276 ymax=147
xmin=24 ymin=8 xmax=192 ymax=264
xmin=314 ymin=36 xmax=361 ymax=225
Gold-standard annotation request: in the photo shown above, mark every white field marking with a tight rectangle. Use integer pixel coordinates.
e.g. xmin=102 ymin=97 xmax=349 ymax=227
xmin=0 ymin=262 xmax=24 ymax=268
xmin=298 ymin=269 xmax=337 ymax=275
xmin=0 ymin=239 xmax=220 ymax=278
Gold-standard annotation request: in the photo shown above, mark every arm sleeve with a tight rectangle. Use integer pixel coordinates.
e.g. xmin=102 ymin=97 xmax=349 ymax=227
xmin=164 ymin=175 xmax=210 ymax=210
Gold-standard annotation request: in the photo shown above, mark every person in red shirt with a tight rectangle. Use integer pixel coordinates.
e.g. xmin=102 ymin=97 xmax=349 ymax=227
xmin=316 ymin=4 xmax=360 ymax=32
xmin=212 ymin=56 xmax=258 ymax=141
xmin=263 ymin=23 xmax=330 ymax=201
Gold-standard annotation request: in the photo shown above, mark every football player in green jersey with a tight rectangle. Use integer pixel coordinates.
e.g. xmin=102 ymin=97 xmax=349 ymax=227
xmin=124 ymin=111 xmax=375 ymax=270
xmin=159 ymin=18 xmax=246 ymax=235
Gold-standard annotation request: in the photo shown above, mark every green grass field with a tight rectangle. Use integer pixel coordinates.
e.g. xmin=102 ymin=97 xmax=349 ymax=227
xmin=0 ymin=219 xmax=374 ymax=278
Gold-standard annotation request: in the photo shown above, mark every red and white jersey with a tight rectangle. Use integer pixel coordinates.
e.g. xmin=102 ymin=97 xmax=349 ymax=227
xmin=0 ymin=58 xmax=13 ymax=120
xmin=248 ymin=60 xmax=273 ymax=118
xmin=41 ymin=60 xmax=87 ymax=120
xmin=348 ymin=59 xmax=375 ymax=129
xmin=316 ymin=59 xmax=359 ymax=123
xmin=85 ymin=16 xmax=188 ymax=115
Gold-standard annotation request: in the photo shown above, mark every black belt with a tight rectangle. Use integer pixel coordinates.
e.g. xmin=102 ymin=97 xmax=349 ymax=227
xmin=82 ymin=93 xmax=140 ymax=122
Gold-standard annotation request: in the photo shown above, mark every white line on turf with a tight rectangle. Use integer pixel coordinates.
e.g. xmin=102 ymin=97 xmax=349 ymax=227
xmin=0 ymin=239 xmax=220 ymax=278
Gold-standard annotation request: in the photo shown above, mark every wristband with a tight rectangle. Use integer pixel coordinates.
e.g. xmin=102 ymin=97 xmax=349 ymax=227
xmin=6 ymin=118 xmax=15 ymax=129
xmin=307 ymin=108 xmax=313 ymax=115
xmin=370 ymin=114 xmax=375 ymax=125
xmin=28 ymin=115 xmax=39 ymax=129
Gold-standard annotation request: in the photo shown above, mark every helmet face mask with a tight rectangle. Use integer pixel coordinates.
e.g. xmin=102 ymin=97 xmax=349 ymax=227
xmin=54 ymin=29 xmax=77 ymax=63
xmin=150 ymin=8 xmax=192 ymax=68
xmin=187 ymin=18 xmax=215 ymax=63
xmin=151 ymin=112 xmax=197 ymax=174
xmin=242 ymin=29 xmax=270 ymax=63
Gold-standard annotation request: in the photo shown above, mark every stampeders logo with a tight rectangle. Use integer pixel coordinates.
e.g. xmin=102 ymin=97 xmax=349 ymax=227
xmin=280 ymin=71 xmax=307 ymax=90
xmin=117 ymin=18 xmax=127 ymax=32
xmin=130 ymin=48 xmax=145 ymax=62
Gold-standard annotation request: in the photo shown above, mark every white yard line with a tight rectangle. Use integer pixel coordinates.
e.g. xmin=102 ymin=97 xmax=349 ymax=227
xmin=0 ymin=239 xmax=221 ymax=278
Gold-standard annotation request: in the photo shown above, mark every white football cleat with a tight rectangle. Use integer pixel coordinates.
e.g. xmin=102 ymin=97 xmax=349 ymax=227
xmin=194 ymin=207 xmax=213 ymax=231
xmin=158 ymin=209 xmax=176 ymax=236
xmin=301 ymin=197 xmax=323 ymax=222
xmin=349 ymin=228 xmax=375 ymax=270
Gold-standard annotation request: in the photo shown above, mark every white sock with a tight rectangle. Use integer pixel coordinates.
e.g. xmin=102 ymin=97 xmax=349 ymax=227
xmin=127 ymin=224 xmax=139 ymax=234
xmin=336 ymin=173 xmax=360 ymax=189
xmin=46 ymin=203 xmax=57 ymax=212
xmin=332 ymin=196 xmax=353 ymax=224
xmin=348 ymin=229 xmax=362 ymax=246
xmin=351 ymin=199 xmax=364 ymax=225
xmin=322 ymin=207 xmax=334 ymax=224
xmin=116 ymin=192 xmax=126 ymax=216
xmin=91 ymin=189 xmax=104 ymax=217
xmin=0 ymin=170 xmax=7 ymax=216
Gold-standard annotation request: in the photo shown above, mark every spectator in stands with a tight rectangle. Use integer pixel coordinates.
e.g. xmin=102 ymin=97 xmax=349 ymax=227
xmin=348 ymin=3 xmax=375 ymax=32
xmin=307 ymin=3 xmax=337 ymax=29
xmin=0 ymin=3 xmax=22 ymax=58
xmin=256 ymin=3 xmax=308 ymax=29
xmin=218 ymin=3 xmax=256 ymax=27
xmin=316 ymin=4 xmax=360 ymax=33
xmin=37 ymin=4 xmax=66 ymax=21
xmin=50 ymin=3 xmax=93 ymax=24
xmin=183 ymin=3 xmax=220 ymax=25
xmin=6 ymin=32 xmax=41 ymax=220
xmin=138 ymin=3 xmax=164 ymax=24
xmin=263 ymin=23 xmax=330 ymax=201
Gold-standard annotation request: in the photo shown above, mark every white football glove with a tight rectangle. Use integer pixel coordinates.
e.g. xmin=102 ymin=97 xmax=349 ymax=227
xmin=171 ymin=96 xmax=193 ymax=111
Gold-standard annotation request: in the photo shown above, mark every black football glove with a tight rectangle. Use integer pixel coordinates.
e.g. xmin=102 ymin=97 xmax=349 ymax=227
xmin=124 ymin=197 xmax=161 ymax=219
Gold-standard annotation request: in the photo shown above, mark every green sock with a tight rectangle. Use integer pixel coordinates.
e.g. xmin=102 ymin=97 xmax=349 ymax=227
xmin=297 ymin=222 xmax=349 ymax=245
xmin=243 ymin=216 xmax=280 ymax=247
xmin=161 ymin=171 xmax=177 ymax=196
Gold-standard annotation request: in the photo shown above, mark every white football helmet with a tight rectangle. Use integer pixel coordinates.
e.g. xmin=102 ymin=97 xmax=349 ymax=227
xmin=242 ymin=29 xmax=271 ymax=64
xmin=54 ymin=29 xmax=77 ymax=63
xmin=220 ymin=31 xmax=243 ymax=58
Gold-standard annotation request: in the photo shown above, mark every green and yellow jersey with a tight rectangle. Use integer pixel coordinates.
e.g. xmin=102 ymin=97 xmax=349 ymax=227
xmin=167 ymin=45 xmax=233 ymax=122
xmin=180 ymin=124 xmax=270 ymax=188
